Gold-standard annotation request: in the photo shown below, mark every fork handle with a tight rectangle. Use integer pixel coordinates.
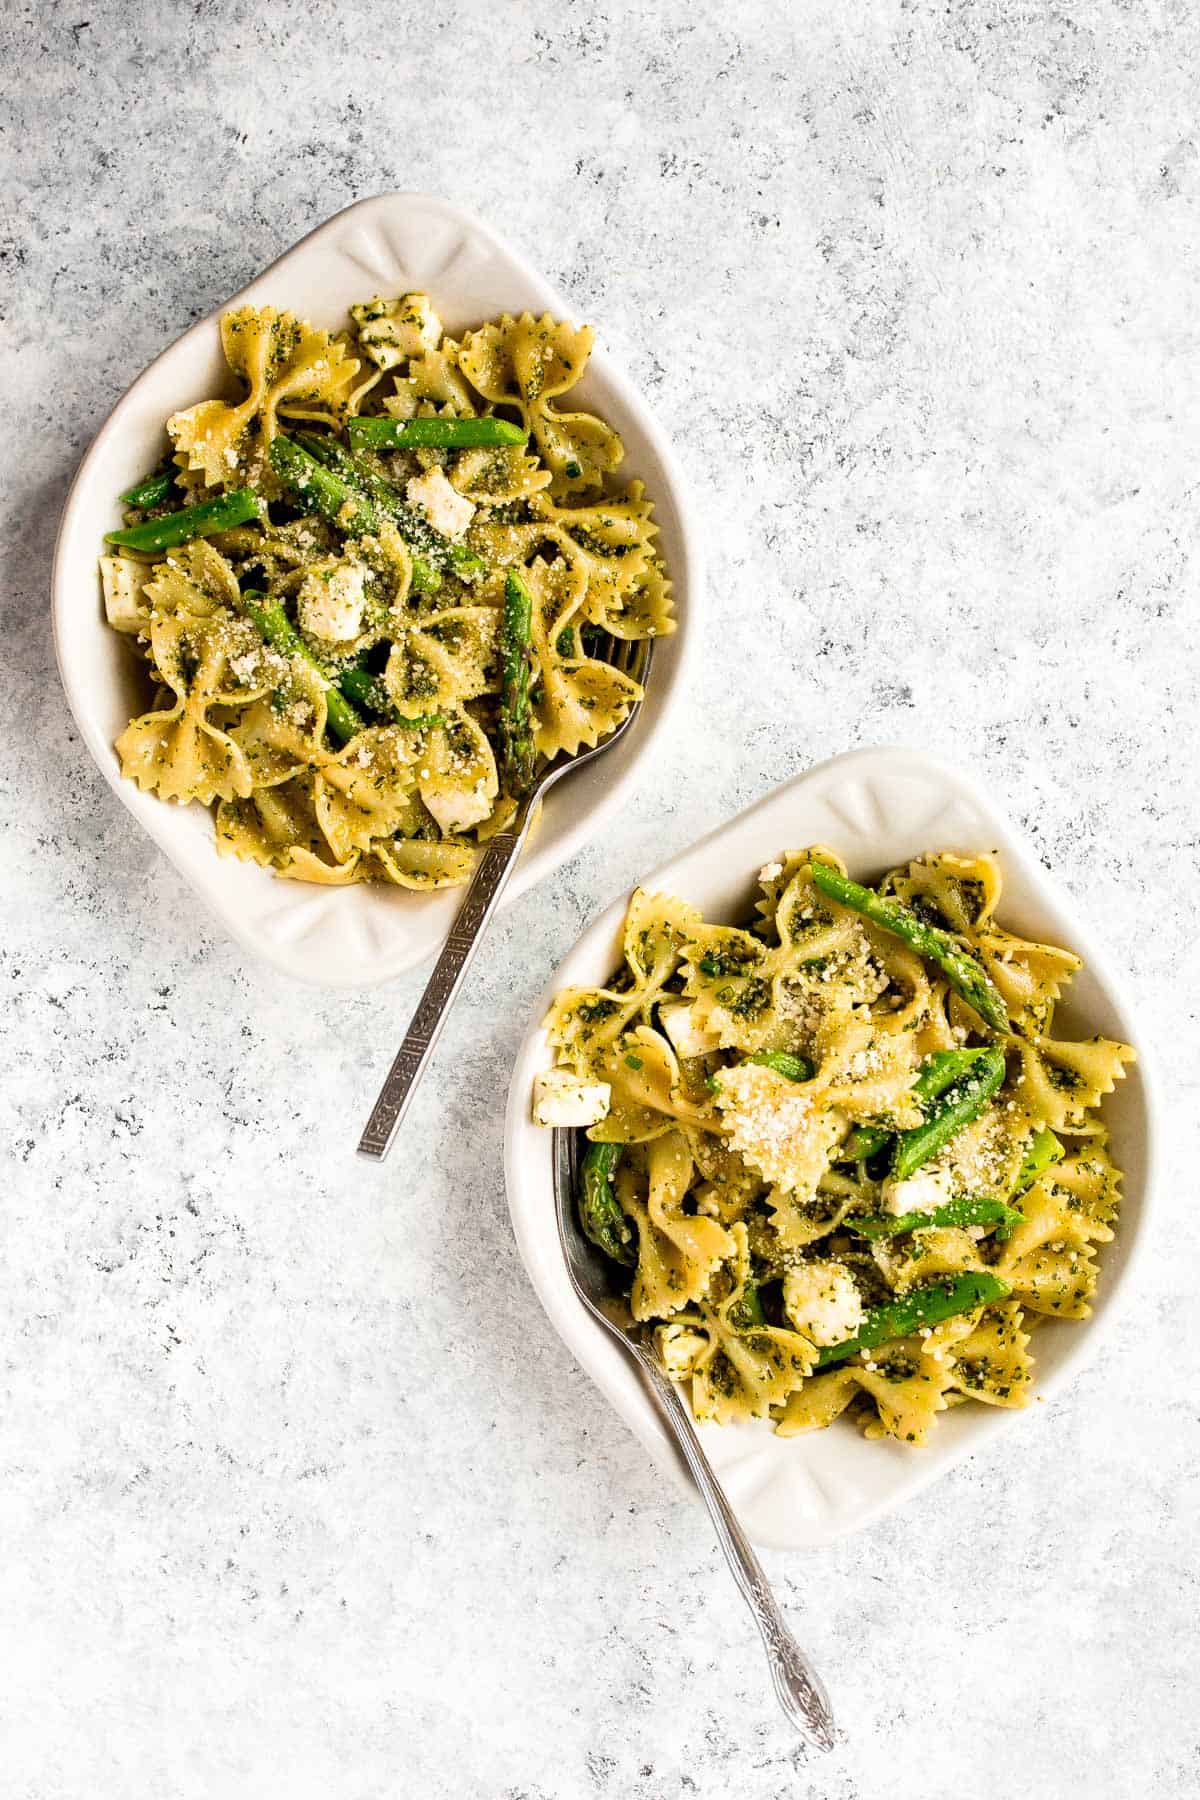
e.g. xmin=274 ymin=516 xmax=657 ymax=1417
xmin=633 ymin=1346 xmax=837 ymax=1750
xmin=357 ymin=826 xmax=525 ymax=1160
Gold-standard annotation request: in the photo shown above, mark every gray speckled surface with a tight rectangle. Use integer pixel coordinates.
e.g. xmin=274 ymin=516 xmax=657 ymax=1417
xmin=3 ymin=2 xmax=1198 ymax=1794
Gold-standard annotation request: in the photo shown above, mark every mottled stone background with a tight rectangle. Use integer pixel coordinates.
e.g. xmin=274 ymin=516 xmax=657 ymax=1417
xmin=3 ymin=2 xmax=1197 ymax=1795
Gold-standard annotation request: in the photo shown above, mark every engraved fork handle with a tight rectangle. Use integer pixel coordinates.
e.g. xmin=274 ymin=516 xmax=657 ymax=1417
xmin=357 ymin=825 xmax=525 ymax=1160
xmin=632 ymin=1344 xmax=837 ymax=1750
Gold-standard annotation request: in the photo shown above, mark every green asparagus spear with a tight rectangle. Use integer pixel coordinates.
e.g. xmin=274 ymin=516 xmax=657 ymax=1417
xmin=744 ymin=1051 xmax=814 ymax=1082
xmin=889 ymin=1046 xmax=1007 ymax=1181
xmin=809 ymin=863 xmax=1009 ymax=1033
xmin=104 ymin=488 xmax=262 ymax=553
xmin=410 ymin=560 xmax=443 ymax=594
xmin=841 ymin=1048 xmax=994 ymax=1162
xmin=292 ymin=432 xmax=486 ymax=579
xmin=577 ymin=1143 xmax=636 ymax=1267
xmin=237 ymin=591 xmax=364 ymax=746
xmin=727 ymin=1282 xmax=766 ymax=1332
xmin=119 ymin=466 xmax=178 ymax=509
xmin=268 ymin=435 xmax=382 ymax=535
xmin=1014 ymin=1126 xmax=1064 ymax=1193
xmin=815 ymin=1271 xmax=1012 ymax=1368
xmin=238 ymin=592 xmax=443 ymax=743
xmin=348 ymin=415 xmax=528 ymax=451
xmin=499 ymin=568 xmax=537 ymax=793
xmin=336 ymin=665 xmax=442 ymax=732
xmin=849 ymin=1193 xmax=1025 ymax=1240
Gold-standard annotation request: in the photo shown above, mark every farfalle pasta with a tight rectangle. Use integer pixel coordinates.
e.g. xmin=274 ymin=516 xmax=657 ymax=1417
xmin=100 ymin=293 xmax=672 ymax=889
xmin=534 ymin=848 xmax=1134 ymax=1446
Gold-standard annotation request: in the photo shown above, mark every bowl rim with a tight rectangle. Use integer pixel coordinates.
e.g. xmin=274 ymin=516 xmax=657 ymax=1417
xmin=503 ymin=744 xmax=1161 ymax=1549
xmin=50 ymin=191 xmax=701 ymax=987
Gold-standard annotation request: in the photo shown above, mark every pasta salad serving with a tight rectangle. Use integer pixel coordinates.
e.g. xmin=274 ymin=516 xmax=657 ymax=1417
xmin=533 ymin=848 xmax=1134 ymax=1446
xmin=99 ymin=294 xmax=672 ymax=889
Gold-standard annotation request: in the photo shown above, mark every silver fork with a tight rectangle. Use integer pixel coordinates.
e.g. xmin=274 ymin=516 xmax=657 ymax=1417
xmin=358 ymin=635 xmax=652 ymax=1161
xmin=553 ymin=1130 xmax=837 ymax=1750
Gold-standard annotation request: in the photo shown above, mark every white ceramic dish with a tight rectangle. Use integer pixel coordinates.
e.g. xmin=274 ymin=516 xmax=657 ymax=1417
xmin=51 ymin=194 xmax=698 ymax=988
xmin=505 ymin=746 xmax=1158 ymax=1550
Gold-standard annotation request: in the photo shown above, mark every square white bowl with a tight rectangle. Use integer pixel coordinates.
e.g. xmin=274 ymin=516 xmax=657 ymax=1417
xmin=504 ymin=746 xmax=1158 ymax=1550
xmin=51 ymin=193 xmax=698 ymax=988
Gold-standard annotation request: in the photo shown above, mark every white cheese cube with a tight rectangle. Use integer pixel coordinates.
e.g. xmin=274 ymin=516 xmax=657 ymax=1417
xmin=100 ymin=555 xmax=149 ymax=633
xmin=406 ymin=466 xmax=476 ymax=540
xmin=420 ymin=777 xmax=493 ymax=836
xmin=654 ymin=1322 xmax=709 ymax=1381
xmin=659 ymin=1002 xmax=721 ymax=1060
xmin=783 ymin=1261 xmax=864 ymax=1348
xmin=880 ymin=1166 xmax=954 ymax=1218
xmin=532 ymin=1070 xmax=612 ymax=1129
xmin=297 ymin=558 xmax=367 ymax=644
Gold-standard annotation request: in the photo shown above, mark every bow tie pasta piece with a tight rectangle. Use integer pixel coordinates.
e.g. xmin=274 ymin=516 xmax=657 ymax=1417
xmin=621 ymin=1132 xmax=736 ymax=1323
xmin=350 ymin=293 xmax=477 ymax=416
xmin=544 ymin=984 xmax=644 ymax=1075
xmin=457 ymin=313 xmax=623 ymax=492
xmin=543 ymin=888 xmax=701 ymax=1081
xmin=623 ymin=887 xmax=702 ymax=992
xmin=591 ymin=1024 xmax=719 ymax=1145
xmin=217 ymin=774 xmax=324 ymax=867
xmin=763 ymin=1182 xmax=859 ymax=1250
xmin=775 ymin=1331 xmax=956 ymax=1445
xmin=449 ymin=443 xmax=553 ymax=508
xmin=514 ymin=555 xmax=643 ymax=759
xmin=531 ymin=487 xmax=659 ymax=592
xmin=674 ymin=1225 xmax=817 ymax=1424
xmin=995 ymin=1166 xmax=1116 ymax=1318
xmin=773 ymin=1367 xmax=863 ymax=1437
xmin=881 ymin=850 xmax=1002 ymax=934
xmin=869 ymin=1225 xmax=989 ymax=1298
xmin=149 ymin=610 xmax=278 ymax=713
xmin=370 ymin=836 xmax=477 ymax=890
xmin=682 ymin=924 xmax=775 ymax=1050
xmin=143 ymin=546 xmax=282 ymax=714
xmin=313 ymin=725 xmax=421 ymax=862
xmin=945 ymin=1300 xmax=1033 ymax=1408
xmin=383 ymin=355 xmax=477 ymax=418
xmin=681 ymin=857 xmax=890 ymax=1057
xmin=169 ymin=306 xmax=360 ymax=487
xmin=349 ymin=522 xmax=417 ymax=637
xmin=1013 ymin=1033 xmax=1135 ymax=1135
xmin=116 ymin=657 xmax=252 ymax=805
xmin=761 ymin=1127 xmax=855 ymax=1246
xmin=715 ymin=1064 xmax=845 ymax=1200
xmin=681 ymin=1129 xmax=765 ymax=1224
xmin=853 ymin=1346 xmax=957 ymax=1445
xmin=975 ymin=924 xmax=1083 ymax=1032
xmin=229 ymin=668 xmax=330 ymax=789
xmin=277 ymin=847 xmax=364 ymax=884
xmin=528 ymin=486 xmax=671 ymax=643
xmin=815 ymin=1014 xmax=927 ymax=1127
xmin=116 ymin=578 xmax=263 ymax=805
xmin=145 ymin=538 xmax=241 ymax=620
xmin=1049 ymin=1140 xmax=1123 ymax=1228
xmin=217 ymin=776 xmax=364 ymax=884
xmin=384 ymin=608 xmax=499 ymax=715
xmin=415 ymin=710 xmax=499 ymax=837
xmin=593 ymin=566 xmax=675 ymax=643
